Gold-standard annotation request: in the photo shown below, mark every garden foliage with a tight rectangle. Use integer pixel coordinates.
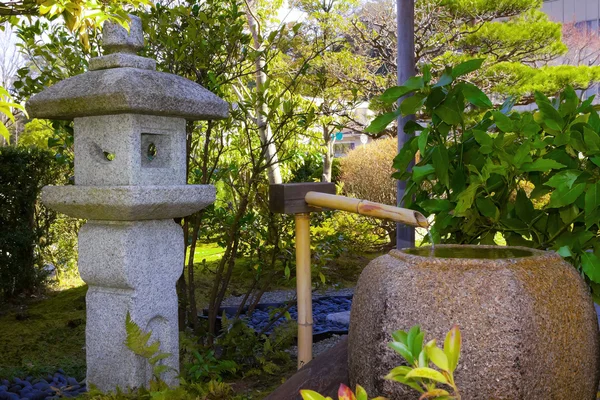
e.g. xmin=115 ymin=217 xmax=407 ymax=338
xmin=0 ymin=147 xmax=65 ymax=301
xmin=368 ymin=60 xmax=600 ymax=300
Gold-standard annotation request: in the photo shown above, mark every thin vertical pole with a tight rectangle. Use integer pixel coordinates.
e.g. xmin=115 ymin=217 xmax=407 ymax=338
xmin=295 ymin=213 xmax=313 ymax=369
xmin=396 ymin=0 xmax=416 ymax=249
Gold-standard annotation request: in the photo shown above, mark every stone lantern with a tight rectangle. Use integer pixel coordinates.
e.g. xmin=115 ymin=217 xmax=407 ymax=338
xmin=26 ymin=16 xmax=228 ymax=391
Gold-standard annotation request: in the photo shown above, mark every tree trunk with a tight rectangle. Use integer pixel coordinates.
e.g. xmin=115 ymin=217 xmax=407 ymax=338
xmin=321 ymin=126 xmax=334 ymax=182
xmin=245 ymin=1 xmax=282 ymax=185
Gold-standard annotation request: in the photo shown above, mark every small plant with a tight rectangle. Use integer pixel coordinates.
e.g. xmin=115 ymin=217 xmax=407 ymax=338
xmin=386 ymin=325 xmax=462 ymax=400
xmin=124 ymin=312 xmax=172 ymax=386
xmin=184 ymin=349 xmax=238 ymax=382
xmin=300 ymin=383 xmax=387 ymax=400
xmin=299 ymin=325 xmax=462 ymax=400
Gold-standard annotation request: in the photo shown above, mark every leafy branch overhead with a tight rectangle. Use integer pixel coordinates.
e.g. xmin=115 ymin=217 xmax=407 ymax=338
xmin=367 ymin=59 xmax=600 ymax=301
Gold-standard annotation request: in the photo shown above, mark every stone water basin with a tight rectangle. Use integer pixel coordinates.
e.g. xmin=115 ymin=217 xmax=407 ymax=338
xmin=348 ymin=245 xmax=600 ymax=399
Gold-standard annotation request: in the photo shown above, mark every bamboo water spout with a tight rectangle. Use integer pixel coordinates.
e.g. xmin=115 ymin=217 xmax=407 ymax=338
xmin=268 ymin=183 xmax=429 ymax=371
xmin=304 ymin=192 xmax=429 ymax=228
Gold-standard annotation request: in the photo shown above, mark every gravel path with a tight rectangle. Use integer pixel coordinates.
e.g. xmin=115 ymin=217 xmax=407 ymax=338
xmin=287 ymin=334 xmax=347 ymax=359
xmin=222 ymin=288 xmax=354 ymax=307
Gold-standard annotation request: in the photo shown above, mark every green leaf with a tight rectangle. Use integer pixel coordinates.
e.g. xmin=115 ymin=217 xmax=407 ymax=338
xmin=492 ymin=111 xmax=513 ymax=132
xmin=412 ymin=331 xmax=425 ymax=362
xmin=421 ymin=199 xmax=452 ymax=213
xmin=355 ymin=385 xmax=368 ymax=400
xmin=385 ymin=374 xmax=424 ymax=393
xmin=557 ymin=245 xmax=573 ymax=258
xmin=455 ymin=184 xmax=480 ymax=216
xmin=406 ymin=325 xmax=420 ymax=356
xmin=385 ymin=366 xmax=412 ymax=379
xmin=460 ymin=82 xmax=492 ymax=108
xmin=404 ymin=120 xmax=425 ymax=133
xmin=379 ymin=77 xmax=424 ymax=104
xmin=545 ymin=170 xmax=582 ymax=189
xmin=433 ymin=70 xmax=453 ymax=87
xmin=405 ymin=367 xmax=448 ymax=384
xmin=559 ymin=204 xmax=579 ymax=224
xmin=418 ymin=128 xmax=430 ymax=155
xmin=582 ymin=252 xmax=600 ymax=284
xmin=560 ymin=85 xmax=579 ymax=116
xmin=392 ymin=330 xmax=408 ymax=344
xmin=422 ymin=389 xmax=451 ymax=399
xmin=591 ymin=156 xmax=600 ymax=168
xmin=444 ymin=325 xmax=461 ymax=373
xmin=585 ymin=182 xmax=600 ymax=228
xmin=400 ymin=94 xmax=426 ymax=116
xmin=388 ymin=342 xmax=414 ymax=365
xmin=426 ymin=345 xmax=449 ymax=371
xmin=365 ymin=111 xmax=399 ymax=134
xmin=513 ymin=143 xmax=532 ymax=167
xmin=476 ymin=197 xmax=498 ymax=220
xmin=432 ymin=145 xmax=450 ymax=188
xmin=300 ymin=390 xmax=329 ymax=400
xmin=583 ymin=126 xmax=600 ymax=153
xmin=553 ymin=131 xmax=570 ymax=147
xmin=535 ymin=91 xmax=564 ymax=131
xmin=393 ymin=137 xmax=418 ymax=177
xmin=412 ymin=164 xmax=435 ymax=182
xmin=417 ymin=348 xmax=428 ymax=368
xmin=515 ymin=190 xmax=535 ymax=223
xmin=452 ymin=59 xmax=484 ymax=78
xmin=521 ymin=159 xmax=566 ymax=172
xmin=0 ymin=122 xmax=9 ymax=143
xmin=434 ymin=104 xmax=462 ymax=125
xmin=548 ymin=183 xmax=586 ymax=208
xmin=473 ymin=130 xmax=493 ymax=154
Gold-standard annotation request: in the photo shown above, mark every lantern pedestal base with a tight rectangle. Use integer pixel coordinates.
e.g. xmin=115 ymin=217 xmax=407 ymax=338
xmin=79 ymin=220 xmax=183 ymax=391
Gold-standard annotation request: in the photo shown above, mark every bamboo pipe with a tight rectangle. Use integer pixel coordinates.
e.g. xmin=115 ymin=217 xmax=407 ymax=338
xmin=294 ymin=213 xmax=313 ymax=369
xmin=304 ymin=192 xmax=429 ymax=228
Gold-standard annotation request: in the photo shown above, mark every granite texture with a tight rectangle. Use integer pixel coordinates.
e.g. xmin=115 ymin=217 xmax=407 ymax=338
xmin=79 ymin=220 xmax=183 ymax=390
xmin=42 ymin=184 xmax=215 ymax=220
xmin=73 ymin=114 xmax=186 ymax=186
xmin=348 ymin=245 xmax=600 ymax=400
xmin=26 ymin=67 xmax=229 ymax=121
xmin=102 ymin=15 xmax=144 ymax=55
xmin=89 ymin=53 xmax=156 ymax=71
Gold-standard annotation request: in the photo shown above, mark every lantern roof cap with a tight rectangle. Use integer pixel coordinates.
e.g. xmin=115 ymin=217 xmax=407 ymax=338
xmin=26 ymin=15 xmax=228 ymax=121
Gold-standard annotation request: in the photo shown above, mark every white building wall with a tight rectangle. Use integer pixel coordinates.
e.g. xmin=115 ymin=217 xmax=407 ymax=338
xmin=542 ymin=0 xmax=600 ymax=23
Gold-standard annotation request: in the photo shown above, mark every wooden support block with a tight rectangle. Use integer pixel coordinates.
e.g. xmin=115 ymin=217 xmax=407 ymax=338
xmin=269 ymin=182 xmax=336 ymax=214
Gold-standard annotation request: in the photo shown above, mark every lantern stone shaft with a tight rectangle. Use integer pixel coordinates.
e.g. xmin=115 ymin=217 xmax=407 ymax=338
xmin=26 ymin=16 xmax=228 ymax=392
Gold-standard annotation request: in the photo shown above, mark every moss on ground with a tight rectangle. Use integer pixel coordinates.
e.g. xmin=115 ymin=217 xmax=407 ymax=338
xmin=0 ymin=285 xmax=88 ymax=380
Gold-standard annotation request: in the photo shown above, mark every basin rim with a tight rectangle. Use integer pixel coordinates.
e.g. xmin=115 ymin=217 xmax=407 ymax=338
xmin=391 ymin=244 xmax=559 ymax=267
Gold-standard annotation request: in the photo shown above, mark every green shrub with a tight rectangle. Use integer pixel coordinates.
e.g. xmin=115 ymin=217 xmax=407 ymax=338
xmin=339 ymin=137 xmax=398 ymax=244
xmin=368 ymin=60 xmax=600 ymax=300
xmin=0 ymin=146 xmax=67 ymax=301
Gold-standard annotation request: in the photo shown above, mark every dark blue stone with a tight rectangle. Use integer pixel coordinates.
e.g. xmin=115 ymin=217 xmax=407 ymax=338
xmin=8 ymin=385 xmax=20 ymax=393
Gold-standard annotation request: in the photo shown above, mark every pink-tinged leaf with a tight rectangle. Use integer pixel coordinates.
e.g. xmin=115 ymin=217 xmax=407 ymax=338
xmin=444 ymin=325 xmax=461 ymax=373
xmin=338 ymin=384 xmax=357 ymax=400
